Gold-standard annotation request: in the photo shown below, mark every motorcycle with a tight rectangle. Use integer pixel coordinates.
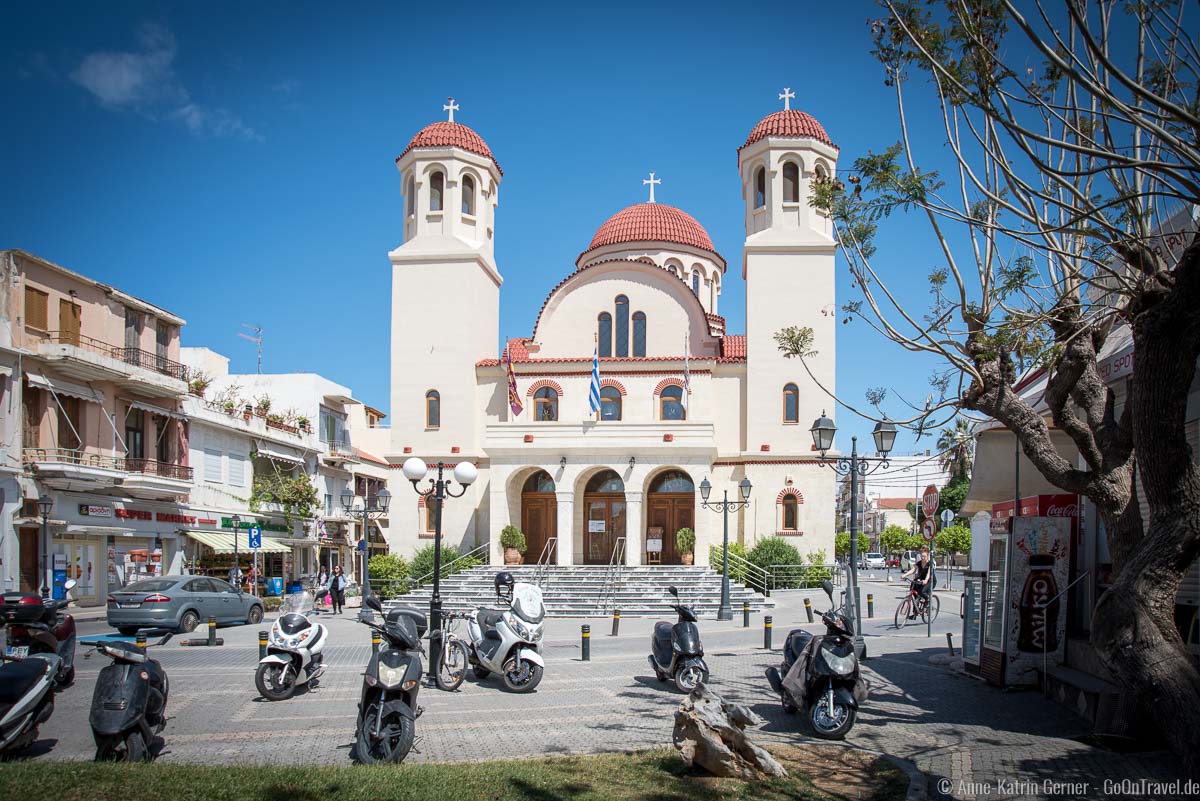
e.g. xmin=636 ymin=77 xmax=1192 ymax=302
xmin=465 ymin=574 xmax=545 ymax=693
xmin=766 ymin=579 xmax=867 ymax=740
xmin=647 ymin=585 xmax=708 ymax=693
xmin=354 ymin=596 xmax=425 ymax=764
xmin=88 ymin=629 xmax=172 ymax=761
xmin=1 ymin=579 xmax=79 ymax=688
xmin=256 ymin=591 xmax=327 ymax=701
xmin=0 ymin=624 xmax=60 ymax=755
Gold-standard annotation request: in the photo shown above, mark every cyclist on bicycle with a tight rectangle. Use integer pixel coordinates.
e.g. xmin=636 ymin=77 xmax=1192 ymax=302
xmin=900 ymin=546 xmax=935 ymax=618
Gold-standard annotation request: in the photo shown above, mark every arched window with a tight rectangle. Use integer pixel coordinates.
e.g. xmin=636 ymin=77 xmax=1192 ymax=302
xmin=461 ymin=174 xmax=476 ymax=215
xmin=425 ymin=390 xmax=440 ymax=428
xmin=597 ymin=312 xmax=612 ymax=358
xmin=782 ymin=495 xmax=799 ymax=531
xmin=783 ymin=383 xmax=799 ymax=423
xmin=632 ymin=312 xmax=646 ymax=357
xmin=599 ymin=386 xmax=622 ymax=421
xmin=754 ymin=167 xmax=766 ymax=208
xmin=614 ymin=295 xmax=630 ymax=357
xmin=585 ymin=470 xmax=624 ymax=494
xmin=660 ymin=385 xmax=686 ymax=420
xmin=534 ymin=387 xmax=558 ymax=421
xmin=692 ymin=272 xmax=700 ymax=295
xmin=783 ymin=162 xmax=800 ymax=203
xmin=522 ymin=470 xmax=555 ymax=493
xmin=649 ymin=470 xmax=694 ymax=493
xmin=430 ymin=171 xmax=444 ymax=212
xmin=406 ymin=176 xmax=416 ymax=217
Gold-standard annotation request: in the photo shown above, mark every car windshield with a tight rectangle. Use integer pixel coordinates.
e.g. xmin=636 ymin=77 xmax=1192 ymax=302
xmin=282 ymin=591 xmax=315 ymax=615
xmin=120 ymin=578 xmax=176 ymax=593
xmin=867 ymin=553 xmax=882 ymax=559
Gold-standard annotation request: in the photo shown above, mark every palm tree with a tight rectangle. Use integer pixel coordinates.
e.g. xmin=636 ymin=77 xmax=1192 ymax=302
xmin=937 ymin=419 xmax=973 ymax=480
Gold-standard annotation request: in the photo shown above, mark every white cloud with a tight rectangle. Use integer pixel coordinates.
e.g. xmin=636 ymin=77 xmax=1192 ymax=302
xmin=70 ymin=23 xmax=259 ymax=141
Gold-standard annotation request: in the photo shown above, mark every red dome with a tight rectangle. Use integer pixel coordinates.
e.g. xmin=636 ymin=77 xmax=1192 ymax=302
xmin=396 ymin=121 xmax=501 ymax=174
xmin=741 ymin=109 xmax=835 ymax=150
xmin=584 ymin=203 xmax=716 ymax=256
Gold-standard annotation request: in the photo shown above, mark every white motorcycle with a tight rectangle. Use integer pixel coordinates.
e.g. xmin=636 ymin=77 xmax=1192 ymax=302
xmin=255 ymin=591 xmax=327 ymax=701
xmin=464 ymin=573 xmax=545 ymax=693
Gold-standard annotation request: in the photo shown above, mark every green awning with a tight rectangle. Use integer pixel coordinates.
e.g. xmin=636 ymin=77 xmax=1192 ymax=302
xmin=184 ymin=530 xmax=291 ymax=554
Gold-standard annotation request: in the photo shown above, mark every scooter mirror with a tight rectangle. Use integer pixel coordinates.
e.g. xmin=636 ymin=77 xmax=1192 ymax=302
xmin=668 ymin=586 xmax=679 ymax=598
xmin=821 ymin=579 xmax=834 ymax=601
xmin=365 ymin=594 xmax=383 ymax=613
xmin=63 ymin=578 xmax=78 ymax=592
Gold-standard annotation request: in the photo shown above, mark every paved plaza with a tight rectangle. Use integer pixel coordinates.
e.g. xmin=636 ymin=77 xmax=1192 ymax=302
xmin=22 ymin=579 xmax=1187 ymax=800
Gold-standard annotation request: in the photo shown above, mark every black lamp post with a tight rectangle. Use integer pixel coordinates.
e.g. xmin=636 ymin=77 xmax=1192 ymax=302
xmin=810 ymin=411 xmax=896 ymax=657
xmin=38 ymin=494 xmax=52 ymax=598
xmin=341 ymin=485 xmax=391 ymax=595
xmin=230 ymin=513 xmax=242 ymax=593
xmin=401 ymin=457 xmax=475 ymax=683
xmin=698 ymin=477 xmax=751 ymax=621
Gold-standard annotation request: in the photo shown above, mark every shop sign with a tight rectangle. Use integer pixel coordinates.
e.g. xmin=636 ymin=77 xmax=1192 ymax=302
xmin=1098 ymin=343 xmax=1134 ymax=384
xmin=156 ymin=512 xmax=196 ymax=524
xmin=79 ymin=504 xmax=113 ymax=518
xmin=115 ymin=509 xmax=152 ymax=521
xmin=220 ymin=516 xmax=289 ymax=533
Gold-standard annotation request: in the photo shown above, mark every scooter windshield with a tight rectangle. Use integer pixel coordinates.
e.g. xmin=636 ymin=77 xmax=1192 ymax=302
xmin=510 ymin=583 xmax=545 ymax=624
xmin=282 ymin=591 xmax=315 ymax=616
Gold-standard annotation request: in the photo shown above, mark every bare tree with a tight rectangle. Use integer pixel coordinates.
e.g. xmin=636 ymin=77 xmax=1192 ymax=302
xmin=776 ymin=0 xmax=1200 ymax=770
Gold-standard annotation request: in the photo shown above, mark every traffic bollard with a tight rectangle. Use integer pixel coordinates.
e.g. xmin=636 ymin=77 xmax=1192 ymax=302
xmin=207 ymin=616 xmax=217 ymax=646
xmin=946 ymin=632 xmax=955 ymax=656
xmin=136 ymin=632 xmax=147 ymax=652
xmin=867 ymin=593 xmax=875 ymax=618
xmin=764 ymin=615 xmax=773 ymax=650
xmin=803 ymin=598 xmax=814 ymax=623
xmin=259 ymin=630 xmax=268 ymax=660
xmin=743 ymin=601 xmax=750 ymax=628
xmin=581 ymin=624 xmax=591 ymax=661
xmin=611 ymin=610 xmax=620 ymax=637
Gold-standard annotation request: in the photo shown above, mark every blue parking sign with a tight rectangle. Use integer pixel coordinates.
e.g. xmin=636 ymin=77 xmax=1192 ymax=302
xmin=248 ymin=527 xmax=262 ymax=549
xmin=357 ymin=539 xmax=367 ymax=552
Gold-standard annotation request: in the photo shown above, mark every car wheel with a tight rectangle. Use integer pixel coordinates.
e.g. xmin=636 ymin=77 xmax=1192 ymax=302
xmin=178 ymin=610 xmax=200 ymax=633
xmin=246 ymin=605 xmax=264 ymax=625
xmin=118 ymin=627 xmax=139 ymax=637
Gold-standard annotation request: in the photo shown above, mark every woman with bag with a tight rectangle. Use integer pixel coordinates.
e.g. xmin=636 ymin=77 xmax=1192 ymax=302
xmin=328 ymin=565 xmax=347 ymax=614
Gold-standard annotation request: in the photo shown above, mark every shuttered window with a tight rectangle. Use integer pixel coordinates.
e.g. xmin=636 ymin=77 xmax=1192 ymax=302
xmin=229 ymin=453 xmax=247 ymax=487
xmin=24 ymin=286 xmax=48 ymax=331
xmin=204 ymin=448 xmax=223 ymax=483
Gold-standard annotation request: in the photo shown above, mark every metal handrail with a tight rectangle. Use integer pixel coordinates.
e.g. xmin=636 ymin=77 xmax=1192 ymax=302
xmin=533 ymin=537 xmax=558 ymax=588
xmin=22 ymin=448 xmax=192 ymax=479
xmin=411 ymin=543 xmax=489 ymax=588
xmin=599 ymin=537 xmax=626 ymax=614
xmin=38 ymin=330 xmax=189 ymax=381
xmin=770 ymin=563 xmax=841 ymax=590
xmin=712 ymin=545 xmax=772 ymax=594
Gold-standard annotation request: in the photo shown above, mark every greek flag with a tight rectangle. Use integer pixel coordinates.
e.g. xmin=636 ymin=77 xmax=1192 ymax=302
xmin=588 ymin=345 xmax=602 ymax=418
xmin=681 ymin=332 xmax=690 ymax=412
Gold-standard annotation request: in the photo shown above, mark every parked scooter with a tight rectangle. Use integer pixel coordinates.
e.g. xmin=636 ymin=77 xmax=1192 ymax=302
xmin=1 ymin=579 xmax=78 ymax=688
xmin=464 ymin=572 xmax=545 ymax=693
xmin=765 ymin=579 xmax=867 ymax=739
xmin=647 ymin=585 xmax=709 ymax=692
xmin=354 ymin=596 xmax=425 ymax=764
xmin=256 ymin=591 xmax=327 ymax=701
xmin=0 ymin=624 xmax=60 ymax=755
xmin=88 ymin=629 xmax=172 ymax=761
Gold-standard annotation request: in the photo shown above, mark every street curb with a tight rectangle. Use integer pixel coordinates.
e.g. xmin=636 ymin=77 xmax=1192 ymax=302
xmin=885 ymin=753 xmax=929 ymax=801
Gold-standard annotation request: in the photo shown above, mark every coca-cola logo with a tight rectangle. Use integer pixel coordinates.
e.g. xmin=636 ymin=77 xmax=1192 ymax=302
xmin=1045 ymin=503 xmax=1077 ymax=517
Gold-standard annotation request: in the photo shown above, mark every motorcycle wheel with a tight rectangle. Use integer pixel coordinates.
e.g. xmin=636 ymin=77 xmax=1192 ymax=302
xmin=354 ymin=703 xmax=415 ymax=764
xmin=472 ymin=665 xmax=491 ymax=680
xmin=255 ymin=663 xmax=296 ymax=701
xmin=674 ymin=665 xmax=706 ymax=694
xmin=809 ymin=699 xmax=856 ymax=740
xmin=782 ymin=699 xmax=798 ymax=714
xmin=59 ymin=666 xmax=75 ymax=688
xmin=437 ymin=640 xmax=468 ymax=692
xmin=502 ymin=658 xmax=543 ymax=693
xmin=97 ymin=731 xmax=147 ymax=762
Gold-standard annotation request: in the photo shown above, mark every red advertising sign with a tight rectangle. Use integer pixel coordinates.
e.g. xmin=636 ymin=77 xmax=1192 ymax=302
xmin=921 ymin=485 xmax=940 ymax=518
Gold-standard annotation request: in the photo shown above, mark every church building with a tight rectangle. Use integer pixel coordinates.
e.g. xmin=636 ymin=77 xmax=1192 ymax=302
xmin=388 ymin=93 xmax=839 ymax=568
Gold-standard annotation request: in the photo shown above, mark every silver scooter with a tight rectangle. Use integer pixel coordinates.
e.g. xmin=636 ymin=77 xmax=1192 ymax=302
xmin=0 ymin=625 xmax=60 ymax=755
xmin=464 ymin=572 xmax=545 ymax=692
xmin=256 ymin=591 xmax=328 ymax=701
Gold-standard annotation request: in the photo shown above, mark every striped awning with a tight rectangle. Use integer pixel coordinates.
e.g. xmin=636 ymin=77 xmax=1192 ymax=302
xmin=183 ymin=530 xmax=291 ymax=554
xmin=26 ymin=373 xmax=105 ymax=405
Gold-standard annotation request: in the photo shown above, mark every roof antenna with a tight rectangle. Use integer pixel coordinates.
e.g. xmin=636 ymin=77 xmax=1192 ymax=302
xmin=238 ymin=324 xmax=263 ymax=373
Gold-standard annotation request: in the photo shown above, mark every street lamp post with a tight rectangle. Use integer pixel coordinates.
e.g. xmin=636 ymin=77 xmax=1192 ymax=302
xmin=341 ymin=485 xmax=391 ymax=595
xmin=698 ymin=477 xmax=751 ymax=621
xmin=401 ymin=457 xmax=476 ymax=683
xmin=38 ymin=494 xmax=52 ymax=598
xmin=809 ymin=411 xmax=896 ymax=658
xmin=230 ymin=513 xmax=242 ymax=592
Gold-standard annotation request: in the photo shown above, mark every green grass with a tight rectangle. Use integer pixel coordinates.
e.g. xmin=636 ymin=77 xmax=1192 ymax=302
xmin=0 ymin=747 xmax=907 ymax=801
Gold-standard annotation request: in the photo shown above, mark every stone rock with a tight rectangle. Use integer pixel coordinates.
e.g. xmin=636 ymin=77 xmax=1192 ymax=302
xmin=672 ymin=682 xmax=787 ymax=780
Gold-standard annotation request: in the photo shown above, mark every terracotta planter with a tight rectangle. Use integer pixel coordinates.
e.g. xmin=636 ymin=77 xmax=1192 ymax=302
xmin=681 ymin=552 xmax=694 ymax=566
xmin=504 ymin=547 xmax=524 ymax=565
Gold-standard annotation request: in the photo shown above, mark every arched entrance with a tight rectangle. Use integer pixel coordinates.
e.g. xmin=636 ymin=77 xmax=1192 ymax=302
xmin=646 ymin=469 xmax=695 ymax=565
xmin=583 ymin=470 xmax=626 ymax=564
xmin=520 ymin=470 xmax=557 ymax=564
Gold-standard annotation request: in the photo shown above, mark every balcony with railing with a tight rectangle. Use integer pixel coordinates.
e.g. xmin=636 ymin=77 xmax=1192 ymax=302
xmin=321 ymin=435 xmax=358 ymax=463
xmin=23 ymin=447 xmax=193 ymax=499
xmin=32 ymin=331 xmax=189 ymax=394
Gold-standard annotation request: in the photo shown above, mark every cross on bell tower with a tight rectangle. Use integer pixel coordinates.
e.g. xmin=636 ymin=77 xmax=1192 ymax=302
xmin=643 ymin=171 xmax=661 ymax=204
xmin=443 ymin=97 xmax=460 ymax=122
xmin=778 ymin=87 xmax=795 ymax=111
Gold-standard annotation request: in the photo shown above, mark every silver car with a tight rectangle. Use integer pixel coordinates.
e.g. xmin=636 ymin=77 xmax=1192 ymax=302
xmin=107 ymin=575 xmax=265 ymax=635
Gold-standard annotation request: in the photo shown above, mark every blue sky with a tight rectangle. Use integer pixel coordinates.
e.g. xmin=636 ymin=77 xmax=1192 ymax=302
xmin=2 ymin=1 xmax=960 ymax=455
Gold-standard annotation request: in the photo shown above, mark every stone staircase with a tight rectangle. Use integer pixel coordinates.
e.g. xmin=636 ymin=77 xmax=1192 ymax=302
xmin=384 ymin=565 xmax=774 ymax=618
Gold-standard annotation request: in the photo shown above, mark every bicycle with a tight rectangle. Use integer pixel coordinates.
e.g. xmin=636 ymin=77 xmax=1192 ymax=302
xmin=433 ymin=611 xmax=471 ymax=691
xmin=894 ymin=581 xmax=940 ymax=629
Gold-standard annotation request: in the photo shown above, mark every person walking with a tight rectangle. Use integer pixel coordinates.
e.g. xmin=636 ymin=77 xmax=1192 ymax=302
xmin=328 ymin=565 xmax=347 ymax=614
xmin=228 ymin=562 xmax=244 ymax=594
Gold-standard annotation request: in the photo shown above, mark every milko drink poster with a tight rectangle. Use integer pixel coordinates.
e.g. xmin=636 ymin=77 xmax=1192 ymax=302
xmin=1006 ymin=517 xmax=1071 ymax=685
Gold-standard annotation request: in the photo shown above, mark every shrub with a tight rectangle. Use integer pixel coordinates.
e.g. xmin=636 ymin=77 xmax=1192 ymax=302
xmin=747 ymin=537 xmax=804 ymax=589
xmin=500 ymin=525 xmax=526 ymax=553
xmin=264 ymin=597 xmax=284 ymax=611
xmin=368 ymin=553 xmax=410 ymax=599
xmin=409 ymin=544 xmax=485 ymax=586
xmin=803 ymin=549 xmax=833 ymax=585
xmin=708 ymin=541 xmax=748 ymax=582
xmin=675 ymin=527 xmax=695 ymax=553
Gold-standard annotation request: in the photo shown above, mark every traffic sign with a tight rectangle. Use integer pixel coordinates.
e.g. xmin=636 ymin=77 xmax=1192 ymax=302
xmin=940 ymin=509 xmax=954 ymax=527
xmin=357 ymin=539 xmax=367 ymax=552
xmin=921 ymin=485 xmax=940 ymax=518
xmin=922 ymin=519 xmax=937 ymax=542
xmin=247 ymin=527 xmax=262 ymax=549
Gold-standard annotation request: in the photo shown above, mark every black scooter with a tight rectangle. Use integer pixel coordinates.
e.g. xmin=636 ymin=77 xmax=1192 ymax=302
xmin=766 ymin=579 xmax=867 ymax=740
xmin=647 ymin=585 xmax=709 ymax=692
xmin=87 ymin=629 xmax=172 ymax=761
xmin=354 ymin=596 xmax=425 ymax=764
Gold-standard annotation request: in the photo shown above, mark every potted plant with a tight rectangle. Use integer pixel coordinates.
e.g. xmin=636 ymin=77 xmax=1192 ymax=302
xmin=222 ymin=399 xmax=237 ymax=415
xmin=188 ymin=373 xmax=212 ymax=397
xmin=500 ymin=525 xmax=526 ymax=565
xmin=296 ymin=415 xmax=311 ymax=432
xmin=242 ymin=403 xmax=253 ymax=422
xmin=254 ymin=395 xmax=272 ymax=417
xmin=675 ymin=527 xmax=696 ymax=565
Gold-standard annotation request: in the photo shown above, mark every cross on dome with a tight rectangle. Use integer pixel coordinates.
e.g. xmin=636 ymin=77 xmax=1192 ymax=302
xmin=779 ymin=87 xmax=795 ymax=111
xmin=443 ymin=97 xmax=460 ymax=122
xmin=643 ymin=171 xmax=661 ymax=204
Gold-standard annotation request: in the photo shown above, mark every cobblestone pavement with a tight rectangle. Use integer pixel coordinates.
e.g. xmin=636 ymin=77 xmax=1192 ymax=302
xmin=21 ymin=580 xmax=1189 ymax=800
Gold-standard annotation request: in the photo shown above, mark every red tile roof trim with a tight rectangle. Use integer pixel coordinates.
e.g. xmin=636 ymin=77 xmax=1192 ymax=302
xmin=740 ymin=110 xmax=837 ymax=151
xmin=599 ymin=378 xmax=627 ymax=396
xmin=776 ymin=488 xmax=805 ymax=504
xmin=525 ymin=379 xmax=564 ymax=397
xmin=397 ymin=121 xmax=502 ymax=174
xmin=653 ymin=377 xmax=686 ymax=396
xmin=582 ymin=203 xmax=718 ymax=259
